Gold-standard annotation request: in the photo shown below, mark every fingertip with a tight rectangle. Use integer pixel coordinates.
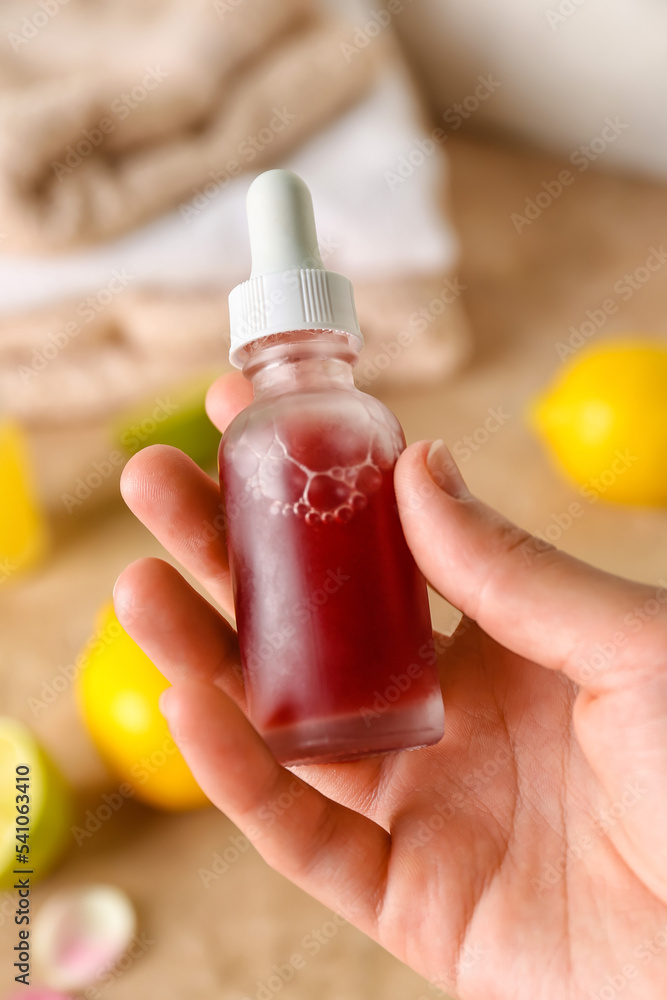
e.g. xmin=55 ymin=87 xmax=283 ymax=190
xmin=120 ymin=443 xmax=185 ymax=508
xmin=398 ymin=439 xmax=431 ymax=467
xmin=395 ymin=440 xmax=457 ymax=524
xmin=205 ymin=372 xmax=253 ymax=432
xmin=158 ymin=685 xmax=176 ymax=722
xmin=157 ymin=684 xmax=194 ymax=747
xmin=119 ymin=449 xmax=142 ymax=501
xmin=426 ymin=440 xmax=470 ymax=499
xmin=394 ymin=439 xmax=430 ymax=492
xmin=396 ymin=440 xmax=469 ymax=504
xmin=113 ymin=556 xmax=166 ymax=626
xmin=112 ymin=558 xmax=138 ymax=618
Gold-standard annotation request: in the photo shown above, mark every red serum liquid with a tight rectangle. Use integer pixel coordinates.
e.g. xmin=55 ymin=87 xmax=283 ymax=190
xmin=219 ymin=334 xmax=445 ymax=765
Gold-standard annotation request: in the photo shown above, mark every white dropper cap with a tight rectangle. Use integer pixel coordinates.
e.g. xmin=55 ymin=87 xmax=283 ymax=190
xmin=228 ymin=169 xmax=363 ymax=367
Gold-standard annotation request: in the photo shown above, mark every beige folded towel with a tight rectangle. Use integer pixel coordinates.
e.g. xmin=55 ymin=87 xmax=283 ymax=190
xmin=0 ymin=275 xmax=468 ymax=514
xmin=0 ymin=0 xmax=373 ymax=250
xmin=0 ymin=275 xmax=470 ymax=429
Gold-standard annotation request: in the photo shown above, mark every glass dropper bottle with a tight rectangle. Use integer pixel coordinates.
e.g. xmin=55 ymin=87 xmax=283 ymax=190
xmin=219 ymin=169 xmax=445 ymax=765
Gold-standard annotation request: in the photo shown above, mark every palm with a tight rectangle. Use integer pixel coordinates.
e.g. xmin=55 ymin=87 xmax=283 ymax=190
xmin=116 ymin=374 xmax=667 ymax=999
xmin=294 ymin=621 xmax=667 ymax=997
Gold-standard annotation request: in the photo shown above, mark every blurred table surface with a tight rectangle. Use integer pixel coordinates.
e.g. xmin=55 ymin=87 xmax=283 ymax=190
xmin=2 ymin=132 xmax=667 ymax=999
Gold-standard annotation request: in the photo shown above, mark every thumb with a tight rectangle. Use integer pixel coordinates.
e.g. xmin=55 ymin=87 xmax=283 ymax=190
xmin=395 ymin=440 xmax=664 ymax=689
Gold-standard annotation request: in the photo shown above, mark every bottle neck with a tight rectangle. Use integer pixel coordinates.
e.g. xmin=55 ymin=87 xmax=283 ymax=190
xmin=241 ymin=331 xmax=358 ymax=399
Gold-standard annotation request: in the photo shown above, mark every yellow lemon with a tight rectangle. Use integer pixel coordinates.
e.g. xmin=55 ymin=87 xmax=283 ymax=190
xmin=0 ymin=717 xmax=72 ymax=889
xmin=77 ymin=604 xmax=208 ymax=811
xmin=532 ymin=339 xmax=667 ymax=505
xmin=0 ymin=419 xmax=48 ymax=580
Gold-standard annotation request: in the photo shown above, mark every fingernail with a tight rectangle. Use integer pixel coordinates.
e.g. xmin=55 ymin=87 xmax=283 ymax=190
xmin=158 ymin=687 xmax=175 ymax=720
xmin=426 ymin=440 xmax=469 ymax=498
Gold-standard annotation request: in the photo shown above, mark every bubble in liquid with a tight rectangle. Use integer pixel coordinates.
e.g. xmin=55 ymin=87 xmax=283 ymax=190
xmin=356 ymin=464 xmax=383 ymax=495
xmin=335 ymin=505 xmax=353 ymax=523
xmin=285 ymin=405 xmax=373 ymax=470
xmin=231 ymin=443 xmax=260 ymax=478
xmin=257 ymin=457 xmax=308 ymax=503
xmin=307 ymin=474 xmax=351 ymax=512
xmin=234 ymin=413 xmax=394 ymax=525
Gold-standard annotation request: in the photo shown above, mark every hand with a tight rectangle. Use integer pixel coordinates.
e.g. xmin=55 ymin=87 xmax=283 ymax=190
xmin=114 ymin=373 xmax=667 ymax=1000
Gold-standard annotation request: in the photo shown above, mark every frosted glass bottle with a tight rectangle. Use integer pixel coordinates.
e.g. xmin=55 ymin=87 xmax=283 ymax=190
xmin=219 ymin=169 xmax=445 ymax=765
